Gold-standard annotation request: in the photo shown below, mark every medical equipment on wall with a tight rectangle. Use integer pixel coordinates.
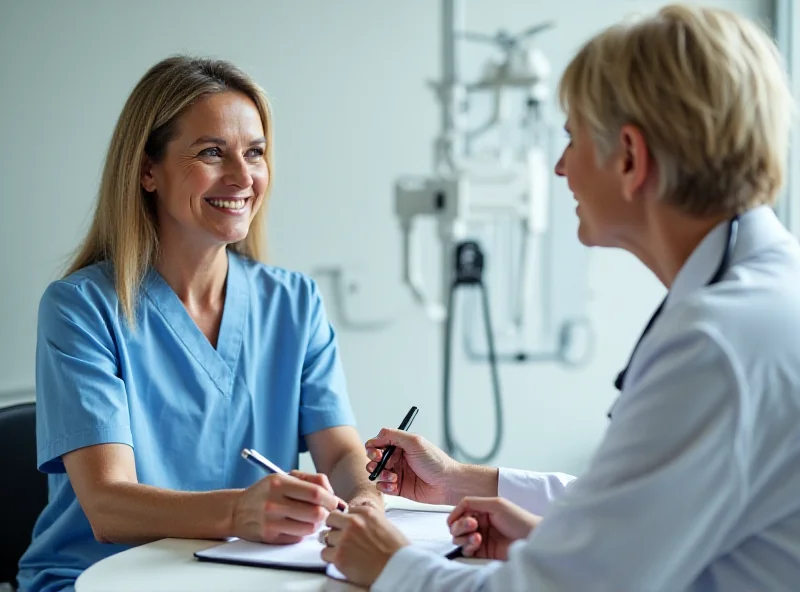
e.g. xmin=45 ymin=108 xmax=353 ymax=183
xmin=394 ymin=1 xmax=592 ymax=463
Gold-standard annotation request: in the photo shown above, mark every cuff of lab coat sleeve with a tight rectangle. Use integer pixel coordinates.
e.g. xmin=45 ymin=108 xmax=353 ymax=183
xmin=498 ymin=467 xmax=576 ymax=516
xmin=373 ymin=546 xmax=449 ymax=592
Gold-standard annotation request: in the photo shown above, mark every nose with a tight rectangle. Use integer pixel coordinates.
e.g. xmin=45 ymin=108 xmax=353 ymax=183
xmin=223 ymin=155 xmax=253 ymax=189
xmin=554 ymin=153 xmax=566 ymax=177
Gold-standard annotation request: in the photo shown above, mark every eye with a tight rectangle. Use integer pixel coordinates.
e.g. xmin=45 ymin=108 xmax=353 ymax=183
xmin=245 ymin=147 xmax=265 ymax=159
xmin=198 ymin=147 xmax=222 ymax=158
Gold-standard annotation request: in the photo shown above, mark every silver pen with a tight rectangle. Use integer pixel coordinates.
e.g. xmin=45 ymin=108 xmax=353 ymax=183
xmin=241 ymin=448 xmax=348 ymax=512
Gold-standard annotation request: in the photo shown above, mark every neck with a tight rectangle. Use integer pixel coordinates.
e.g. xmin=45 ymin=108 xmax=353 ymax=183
xmin=155 ymin=235 xmax=229 ymax=308
xmin=624 ymin=204 xmax=729 ymax=288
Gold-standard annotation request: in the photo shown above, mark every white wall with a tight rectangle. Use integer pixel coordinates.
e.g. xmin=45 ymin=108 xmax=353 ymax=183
xmin=0 ymin=0 xmax=773 ymax=475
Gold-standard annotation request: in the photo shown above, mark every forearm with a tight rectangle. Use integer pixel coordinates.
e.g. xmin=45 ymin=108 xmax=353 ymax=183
xmin=329 ymin=450 xmax=384 ymax=507
xmin=86 ymin=482 xmax=240 ymax=545
xmin=447 ymin=464 xmax=499 ymax=504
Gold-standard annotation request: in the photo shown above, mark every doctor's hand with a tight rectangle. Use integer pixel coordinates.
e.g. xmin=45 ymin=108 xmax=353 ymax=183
xmin=321 ymin=506 xmax=409 ymax=588
xmin=448 ymin=497 xmax=542 ymax=560
xmin=232 ymin=471 xmax=344 ymax=544
xmin=365 ymin=429 xmax=459 ymax=505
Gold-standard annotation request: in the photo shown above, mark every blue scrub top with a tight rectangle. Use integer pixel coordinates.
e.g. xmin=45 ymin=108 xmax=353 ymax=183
xmin=17 ymin=251 xmax=356 ymax=592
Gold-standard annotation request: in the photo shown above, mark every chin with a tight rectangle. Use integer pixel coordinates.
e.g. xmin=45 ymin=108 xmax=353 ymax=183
xmin=222 ymin=233 xmax=249 ymax=246
xmin=576 ymin=223 xmax=595 ymax=247
xmin=212 ymin=223 xmax=251 ymax=245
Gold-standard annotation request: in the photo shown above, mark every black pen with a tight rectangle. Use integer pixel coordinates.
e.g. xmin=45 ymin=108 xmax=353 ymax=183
xmin=446 ymin=546 xmax=464 ymax=560
xmin=241 ymin=448 xmax=348 ymax=512
xmin=369 ymin=406 xmax=419 ymax=481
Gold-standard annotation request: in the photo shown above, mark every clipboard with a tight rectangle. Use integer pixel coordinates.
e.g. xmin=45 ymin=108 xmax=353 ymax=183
xmin=195 ymin=537 xmax=331 ymax=573
xmin=194 ymin=508 xmax=462 ymax=573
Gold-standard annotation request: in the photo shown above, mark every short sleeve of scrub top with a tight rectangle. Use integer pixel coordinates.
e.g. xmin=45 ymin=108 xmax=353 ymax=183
xmin=35 ymin=279 xmax=134 ymax=473
xmin=298 ymin=276 xmax=354 ymax=448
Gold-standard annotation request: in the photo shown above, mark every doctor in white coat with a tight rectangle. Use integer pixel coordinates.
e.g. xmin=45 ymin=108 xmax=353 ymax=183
xmin=320 ymin=4 xmax=800 ymax=591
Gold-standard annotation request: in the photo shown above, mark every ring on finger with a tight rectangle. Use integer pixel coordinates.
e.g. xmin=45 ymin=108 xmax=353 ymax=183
xmin=319 ymin=529 xmax=334 ymax=546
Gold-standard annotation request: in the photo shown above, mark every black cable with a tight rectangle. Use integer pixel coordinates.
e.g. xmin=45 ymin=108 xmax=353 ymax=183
xmin=442 ymin=242 xmax=504 ymax=464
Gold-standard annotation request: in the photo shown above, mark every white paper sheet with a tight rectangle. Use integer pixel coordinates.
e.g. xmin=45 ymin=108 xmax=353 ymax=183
xmin=195 ymin=508 xmax=457 ymax=572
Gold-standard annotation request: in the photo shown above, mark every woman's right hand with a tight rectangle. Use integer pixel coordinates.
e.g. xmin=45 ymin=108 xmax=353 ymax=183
xmin=365 ymin=429 xmax=460 ymax=505
xmin=232 ymin=471 xmax=343 ymax=544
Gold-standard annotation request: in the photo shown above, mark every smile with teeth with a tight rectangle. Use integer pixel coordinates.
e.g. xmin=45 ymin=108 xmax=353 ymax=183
xmin=205 ymin=197 xmax=249 ymax=210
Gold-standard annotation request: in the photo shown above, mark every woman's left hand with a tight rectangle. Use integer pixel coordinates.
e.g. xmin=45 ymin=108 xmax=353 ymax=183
xmin=320 ymin=506 xmax=409 ymax=587
xmin=447 ymin=497 xmax=541 ymax=560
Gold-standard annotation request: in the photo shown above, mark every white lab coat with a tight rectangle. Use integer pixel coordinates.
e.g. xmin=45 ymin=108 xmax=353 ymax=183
xmin=497 ymin=468 xmax=575 ymax=515
xmin=373 ymin=206 xmax=800 ymax=592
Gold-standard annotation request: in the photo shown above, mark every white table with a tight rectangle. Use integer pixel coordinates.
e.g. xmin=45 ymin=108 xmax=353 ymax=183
xmin=78 ymin=537 xmax=353 ymax=592
xmin=75 ymin=498 xmax=482 ymax=592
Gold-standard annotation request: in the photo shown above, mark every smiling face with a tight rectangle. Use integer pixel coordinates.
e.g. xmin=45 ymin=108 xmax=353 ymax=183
xmin=140 ymin=91 xmax=269 ymax=251
xmin=554 ymin=116 xmax=651 ymax=250
xmin=554 ymin=118 xmax=626 ymax=248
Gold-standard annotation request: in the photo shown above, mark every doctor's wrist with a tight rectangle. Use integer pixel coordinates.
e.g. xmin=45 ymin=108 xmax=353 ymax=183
xmin=446 ymin=464 xmax=499 ymax=504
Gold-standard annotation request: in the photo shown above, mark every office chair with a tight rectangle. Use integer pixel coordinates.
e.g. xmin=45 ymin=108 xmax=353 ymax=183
xmin=0 ymin=403 xmax=48 ymax=589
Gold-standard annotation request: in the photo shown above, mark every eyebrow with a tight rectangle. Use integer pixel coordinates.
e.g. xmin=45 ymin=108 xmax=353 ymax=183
xmin=190 ymin=136 xmax=267 ymax=148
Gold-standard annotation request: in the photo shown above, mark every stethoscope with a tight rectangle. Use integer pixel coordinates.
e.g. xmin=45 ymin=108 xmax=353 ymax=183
xmin=609 ymin=215 xmax=740 ymax=419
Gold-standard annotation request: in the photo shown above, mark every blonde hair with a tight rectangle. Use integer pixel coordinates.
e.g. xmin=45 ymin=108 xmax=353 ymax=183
xmin=558 ymin=4 xmax=793 ymax=216
xmin=66 ymin=56 xmax=274 ymax=326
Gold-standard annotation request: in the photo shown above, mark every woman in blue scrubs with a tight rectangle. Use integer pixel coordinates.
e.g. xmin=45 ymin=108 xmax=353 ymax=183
xmin=17 ymin=56 xmax=381 ymax=592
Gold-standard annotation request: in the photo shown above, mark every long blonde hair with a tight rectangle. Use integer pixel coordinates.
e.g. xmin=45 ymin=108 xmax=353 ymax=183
xmin=66 ymin=56 xmax=274 ymax=326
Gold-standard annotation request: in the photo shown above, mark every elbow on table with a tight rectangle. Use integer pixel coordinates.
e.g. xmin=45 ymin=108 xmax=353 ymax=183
xmin=90 ymin=521 xmax=114 ymax=544
xmin=80 ymin=493 xmax=124 ymax=545
xmin=85 ymin=505 xmax=117 ymax=544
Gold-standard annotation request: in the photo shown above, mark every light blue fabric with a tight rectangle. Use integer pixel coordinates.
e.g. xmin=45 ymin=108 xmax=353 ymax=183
xmin=374 ymin=206 xmax=800 ymax=592
xmin=17 ymin=251 xmax=356 ymax=592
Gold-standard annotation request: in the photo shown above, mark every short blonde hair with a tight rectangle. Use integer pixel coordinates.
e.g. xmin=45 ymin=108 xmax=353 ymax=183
xmin=66 ymin=56 xmax=274 ymax=326
xmin=558 ymin=4 xmax=793 ymax=216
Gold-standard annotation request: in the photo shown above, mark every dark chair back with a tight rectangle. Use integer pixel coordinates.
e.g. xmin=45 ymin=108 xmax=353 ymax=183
xmin=0 ymin=403 xmax=48 ymax=587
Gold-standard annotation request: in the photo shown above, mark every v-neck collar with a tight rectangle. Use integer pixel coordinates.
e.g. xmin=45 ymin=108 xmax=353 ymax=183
xmin=144 ymin=249 xmax=249 ymax=396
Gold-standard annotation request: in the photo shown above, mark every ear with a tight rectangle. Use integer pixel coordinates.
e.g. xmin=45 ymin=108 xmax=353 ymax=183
xmin=617 ymin=124 xmax=650 ymax=203
xmin=140 ymin=155 xmax=158 ymax=193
